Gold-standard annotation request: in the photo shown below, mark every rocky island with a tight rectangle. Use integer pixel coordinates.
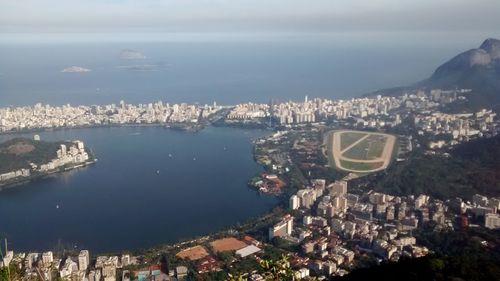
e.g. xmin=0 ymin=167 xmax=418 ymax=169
xmin=61 ymin=66 xmax=91 ymax=73
xmin=119 ymin=49 xmax=146 ymax=60
xmin=0 ymin=136 xmax=96 ymax=189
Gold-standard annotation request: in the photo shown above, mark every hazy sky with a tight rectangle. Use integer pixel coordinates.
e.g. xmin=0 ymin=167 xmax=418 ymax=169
xmin=1 ymin=0 xmax=499 ymax=34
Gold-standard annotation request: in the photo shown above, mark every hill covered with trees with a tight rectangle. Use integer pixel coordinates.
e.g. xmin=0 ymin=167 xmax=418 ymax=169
xmin=371 ymin=134 xmax=500 ymax=200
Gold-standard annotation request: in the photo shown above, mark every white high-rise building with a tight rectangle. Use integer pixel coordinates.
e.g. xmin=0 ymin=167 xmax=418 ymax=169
xmin=42 ymin=251 xmax=54 ymax=266
xmin=121 ymin=255 xmax=130 ymax=267
xmin=75 ymin=141 xmax=85 ymax=152
xmin=289 ymin=195 xmax=300 ymax=210
xmin=78 ymin=250 xmax=90 ymax=271
xmin=88 ymin=269 xmax=102 ymax=281
xmin=268 ymin=215 xmax=294 ymax=239
xmin=60 ymin=144 xmax=67 ymax=156
xmin=2 ymin=251 xmax=13 ymax=268
xmin=328 ymin=181 xmax=347 ymax=196
xmin=485 ymin=213 xmax=500 ymax=229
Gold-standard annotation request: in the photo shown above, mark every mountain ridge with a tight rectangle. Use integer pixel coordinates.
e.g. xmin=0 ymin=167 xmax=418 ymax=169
xmin=370 ymin=38 xmax=500 ymax=111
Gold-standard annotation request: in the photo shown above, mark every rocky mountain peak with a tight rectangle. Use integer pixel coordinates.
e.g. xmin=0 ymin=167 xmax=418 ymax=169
xmin=480 ymin=38 xmax=500 ymax=59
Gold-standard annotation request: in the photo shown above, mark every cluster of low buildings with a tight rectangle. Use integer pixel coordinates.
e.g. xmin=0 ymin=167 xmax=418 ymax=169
xmin=252 ymin=173 xmax=287 ymax=194
xmin=450 ymin=194 xmax=500 ymax=229
xmin=415 ymin=109 xmax=497 ymax=149
xmin=254 ymin=131 xmax=292 ymax=173
xmin=0 ymin=249 xmax=199 ymax=281
xmin=227 ymin=103 xmax=269 ymax=120
xmin=260 ymin=178 xmax=500 ymax=279
xmin=0 ymin=168 xmax=31 ymax=183
xmin=0 ymin=250 xmax=129 ymax=281
xmin=0 ymin=101 xmax=222 ymax=132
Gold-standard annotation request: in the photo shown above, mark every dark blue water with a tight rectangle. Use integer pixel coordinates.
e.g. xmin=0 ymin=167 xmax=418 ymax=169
xmin=0 ymin=126 xmax=278 ymax=253
xmin=0 ymin=35 xmax=478 ymax=106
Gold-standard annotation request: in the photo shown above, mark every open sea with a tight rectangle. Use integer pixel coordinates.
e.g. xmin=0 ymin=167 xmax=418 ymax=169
xmin=0 ymin=32 xmax=486 ymax=106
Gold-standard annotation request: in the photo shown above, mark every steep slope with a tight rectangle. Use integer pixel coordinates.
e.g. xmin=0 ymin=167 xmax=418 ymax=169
xmin=370 ymin=38 xmax=500 ymax=111
xmin=370 ymin=133 xmax=500 ymax=200
xmin=419 ymin=38 xmax=500 ymax=109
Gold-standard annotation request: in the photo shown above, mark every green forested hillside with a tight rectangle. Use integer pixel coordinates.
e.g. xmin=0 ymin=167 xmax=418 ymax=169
xmin=0 ymin=138 xmax=65 ymax=173
xmin=373 ymin=135 xmax=500 ymax=200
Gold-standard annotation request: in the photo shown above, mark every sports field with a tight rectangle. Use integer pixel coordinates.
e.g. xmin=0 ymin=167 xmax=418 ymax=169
xmin=326 ymin=130 xmax=396 ymax=173
xmin=210 ymin=238 xmax=248 ymax=253
xmin=176 ymin=245 xmax=210 ymax=261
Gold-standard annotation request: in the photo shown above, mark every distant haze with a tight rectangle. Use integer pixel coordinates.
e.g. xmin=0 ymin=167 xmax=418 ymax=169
xmin=1 ymin=0 xmax=500 ymax=36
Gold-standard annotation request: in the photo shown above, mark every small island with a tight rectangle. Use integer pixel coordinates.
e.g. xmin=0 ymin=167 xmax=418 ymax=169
xmin=0 ymin=136 xmax=96 ymax=189
xmin=61 ymin=66 xmax=91 ymax=73
xmin=119 ymin=49 xmax=146 ymax=59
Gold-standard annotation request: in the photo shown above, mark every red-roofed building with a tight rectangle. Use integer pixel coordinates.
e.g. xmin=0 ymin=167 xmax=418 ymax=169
xmin=197 ymin=256 xmax=222 ymax=274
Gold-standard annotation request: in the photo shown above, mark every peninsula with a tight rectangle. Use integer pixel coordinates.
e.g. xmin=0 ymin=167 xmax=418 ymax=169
xmin=0 ymin=136 xmax=95 ymax=189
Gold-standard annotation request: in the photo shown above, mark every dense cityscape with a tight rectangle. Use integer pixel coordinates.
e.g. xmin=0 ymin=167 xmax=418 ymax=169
xmin=1 ymin=89 xmax=497 ymax=150
xmin=1 ymin=85 xmax=500 ymax=280
xmin=2 ymin=1 xmax=500 ymax=280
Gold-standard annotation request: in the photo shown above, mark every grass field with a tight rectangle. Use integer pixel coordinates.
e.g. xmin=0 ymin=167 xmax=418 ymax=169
xmin=339 ymin=159 xmax=384 ymax=171
xmin=340 ymin=132 xmax=367 ymax=151
xmin=0 ymin=138 xmax=65 ymax=174
xmin=342 ymin=135 xmax=387 ymax=160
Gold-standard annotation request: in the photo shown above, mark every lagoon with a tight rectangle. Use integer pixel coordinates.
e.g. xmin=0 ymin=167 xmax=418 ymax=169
xmin=0 ymin=126 xmax=278 ymax=253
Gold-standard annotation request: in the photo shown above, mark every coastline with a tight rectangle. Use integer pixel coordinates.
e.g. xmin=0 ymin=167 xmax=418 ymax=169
xmin=0 ymin=123 xmax=185 ymax=136
xmin=0 ymin=156 xmax=97 ymax=191
xmin=0 ymin=125 xmax=283 ymax=255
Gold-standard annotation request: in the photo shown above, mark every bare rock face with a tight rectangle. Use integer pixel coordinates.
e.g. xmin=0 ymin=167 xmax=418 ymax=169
xmin=431 ymin=38 xmax=500 ymax=79
xmin=413 ymin=38 xmax=500 ymax=110
xmin=480 ymin=38 xmax=500 ymax=60
xmin=468 ymin=49 xmax=491 ymax=66
xmin=373 ymin=38 xmax=500 ymax=111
